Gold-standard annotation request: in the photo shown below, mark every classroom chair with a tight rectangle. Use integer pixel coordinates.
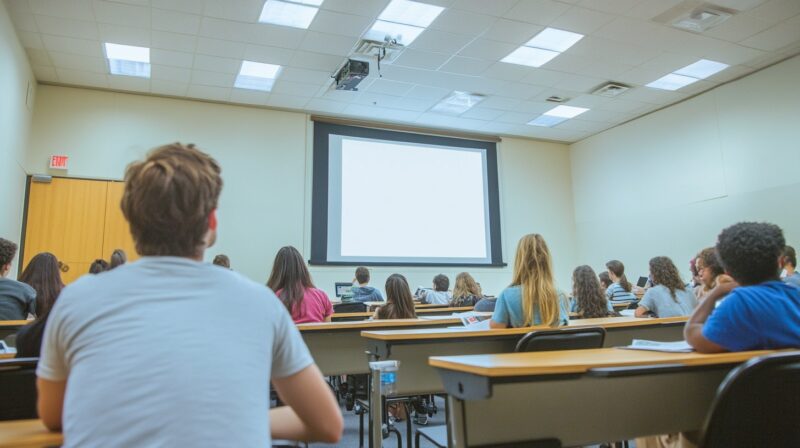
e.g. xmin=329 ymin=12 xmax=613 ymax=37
xmin=699 ymin=350 xmax=800 ymax=448
xmin=0 ymin=358 xmax=38 ymax=420
xmin=514 ymin=327 xmax=606 ymax=352
xmin=333 ymin=302 xmax=368 ymax=313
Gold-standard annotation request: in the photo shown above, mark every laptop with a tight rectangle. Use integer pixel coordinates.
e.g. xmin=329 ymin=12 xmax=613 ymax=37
xmin=335 ymin=282 xmax=354 ymax=298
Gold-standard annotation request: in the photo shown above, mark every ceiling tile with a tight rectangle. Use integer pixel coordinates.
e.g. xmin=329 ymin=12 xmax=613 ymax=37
xmin=578 ymin=108 xmax=636 ymax=123
xmin=460 ymin=106 xmax=505 ymax=120
xmin=617 ymin=87 xmax=689 ymax=105
xmin=280 ymin=67 xmax=332 ymax=85
xmin=108 ymin=75 xmax=151 ymax=92
xmin=502 ymin=0 xmax=571 ymax=26
xmin=299 ymin=31 xmax=359 ymax=56
xmin=8 ymin=11 xmax=39 ymax=32
xmin=429 ymin=8 xmax=495 ymax=36
xmin=319 ymin=0 xmax=388 ymax=18
xmin=482 ymin=62 xmax=530 ymax=82
xmin=704 ymin=14 xmax=773 ymax=43
xmin=26 ymin=48 xmax=53 ymax=66
xmin=392 ymin=49 xmax=450 ymax=70
xmin=187 ymin=84 xmax=232 ymax=101
xmin=570 ymin=59 xmax=636 ymax=79
xmin=530 ymin=87 xmax=583 ymax=102
xmin=483 ymin=19 xmax=542 ymax=45
xmin=409 ymin=29 xmax=473 ymax=54
xmin=268 ymin=93 xmax=311 ymax=109
xmin=49 ymin=52 xmax=108 ymax=73
xmin=199 ymin=17 xmax=249 ymax=41
xmin=246 ymin=23 xmax=307 ymax=49
xmin=93 ymin=0 xmax=150 ymax=27
xmin=203 ymin=0 xmax=262 ymax=22
xmin=242 ymin=43 xmax=295 ymax=65
xmin=15 ymin=30 xmax=45 ymax=50
xmin=151 ymin=64 xmax=192 ymax=82
xmin=151 ymin=30 xmax=198 ymax=52
xmin=622 ymin=0 xmax=683 ymax=20
xmin=520 ymin=68 xmax=570 ymax=87
xmin=404 ymin=84 xmax=450 ymax=100
xmin=439 ymin=56 xmax=492 ymax=76
xmin=578 ymin=0 xmax=639 ymax=15
xmin=555 ymin=118 xmax=611 ymax=133
xmin=343 ymin=103 xmax=421 ymax=123
xmin=98 ymin=23 xmax=151 ymax=47
xmin=33 ymin=15 xmax=98 ymax=40
xmin=151 ymin=8 xmax=202 ymax=35
xmin=191 ymin=69 xmax=236 ymax=87
xmin=150 ymin=79 xmax=189 ymax=96
xmin=193 ymin=54 xmax=241 ymax=74
xmin=309 ymin=9 xmax=374 ymax=38
xmin=479 ymin=95 xmax=521 ymax=110
xmin=229 ymin=88 xmax=271 ymax=105
xmin=638 ymin=51 xmax=699 ymax=74
xmin=56 ymin=68 xmax=109 ymax=88
xmin=614 ymin=66 xmax=669 ymax=86
xmin=740 ymin=21 xmax=800 ymax=51
xmin=151 ymin=0 xmax=205 ymax=14
xmin=271 ymin=80 xmax=321 ymax=97
xmin=366 ymin=78 xmax=415 ymax=96
xmin=593 ymin=97 xmax=652 ymax=113
xmin=566 ymin=36 xmax=656 ymax=67
xmin=30 ymin=0 xmax=94 ymax=21
xmin=4 ymin=0 xmax=32 ymax=14
xmin=41 ymin=34 xmax=103 ymax=57
xmin=749 ymin=0 xmax=800 ymax=24
xmin=306 ymin=97 xmax=349 ymax=113
xmin=550 ymin=6 xmax=615 ymax=34
xmin=552 ymin=72 xmax=607 ymax=92
xmin=458 ymin=39 xmax=517 ymax=61
xmin=391 ymin=97 xmax=439 ymax=112
xmin=539 ymin=53 xmax=592 ymax=73
xmin=196 ymin=37 xmax=247 ymax=59
xmin=451 ymin=0 xmax=518 ymax=17
xmin=562 ymin=93 xmax=613 ymax=109
xmin=32 ymin=65 xmax=59 ymax=82
xmin=150 ymin=48 xmax=195 ymax=68
xmin=509 ymin=100 xmax=552 ymax=114
xmin=289 ymin=50 xmax=344 ymax=71
xmin=495 ymin=110 xmax=535 ymax=124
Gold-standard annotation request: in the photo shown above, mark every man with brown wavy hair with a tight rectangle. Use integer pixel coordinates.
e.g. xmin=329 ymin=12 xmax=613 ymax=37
xmin=36 ymin=143 xmax=342 ymax=446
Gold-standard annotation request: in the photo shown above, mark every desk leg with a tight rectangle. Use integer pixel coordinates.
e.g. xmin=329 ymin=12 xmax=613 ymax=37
xmin=370 ymin=368 xmax=383 ymax=448
xmin=446 ymin=395 xmax=466 ymax=448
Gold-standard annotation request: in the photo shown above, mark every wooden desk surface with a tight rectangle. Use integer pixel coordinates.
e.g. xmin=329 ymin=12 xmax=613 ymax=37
xmin=0 ymin=320 xmax=30 ymax=327
xmin=298 ymin=317 xmax=462 ymax=332
xmin=414 ymin=303 xmax=449 ymax=309
xmin=0 ymin=420 xmax=62 ymax=448
xmin=332 ymin=306 xmax=476 ymax=321
xmin=429 ymin=347 xmax=778 ymax=377
xmin=0 ymin=353 xmax=15 ymax=359
xmin=361 ymin=316 xmax=687 ymax=341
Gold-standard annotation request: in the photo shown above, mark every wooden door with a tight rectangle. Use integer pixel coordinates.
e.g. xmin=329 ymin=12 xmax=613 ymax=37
xmin=102 ymin=181 xmax=138 ymax=262
xmin=23 ymin=178 xmax=108 ymax=283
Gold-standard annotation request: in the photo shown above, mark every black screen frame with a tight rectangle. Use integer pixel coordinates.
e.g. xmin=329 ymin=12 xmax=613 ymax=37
xmin=310 ymin=122 xmax=505 ymax=267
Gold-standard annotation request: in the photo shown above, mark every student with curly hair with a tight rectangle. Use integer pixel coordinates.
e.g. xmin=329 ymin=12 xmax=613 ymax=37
xmin=685 ymin=222 xmax=800 ymax=352
xmin=781 ymin=245 xmax=800 ymax=288
xmin=0 ymin=238 xmax=36 ymax=320
xmin=693 ymin=247 xmax=733 ymax=302
xmin=570 ymin=265 xmax=618 ymax=318
xmin=450 ymin=272 xmax=484 ymax=307
xmin=635 ymin=256 xmax=697 ymax=318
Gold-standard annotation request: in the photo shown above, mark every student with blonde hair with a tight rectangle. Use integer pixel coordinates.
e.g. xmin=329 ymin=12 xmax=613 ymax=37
xmin=490 ymin=234 xmax=569 ymax=328
xmin=450 ymin=272 xmax=484 ymax=307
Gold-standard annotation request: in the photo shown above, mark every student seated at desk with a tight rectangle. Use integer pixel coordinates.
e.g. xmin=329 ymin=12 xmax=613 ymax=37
xmin=268 ymin=246 xmax=333 ymax=324
xmin=450 ymin=272 xmax=485 ymax=307
xmin=351 ymin=266 xmax=383 ymax=302
xmin=109 ymin=249 xmax=127 ymax=270
xmin=212 ymin=254 xmax=230 ymax=269
xmin=374 ymin=274 xmax=417 ymax=320
xmin=88 ymin=258 xmax=109 ymax=274
xmin=15 ymin=253 xmax=64 ymax=358
xmin=419 ymin=274 xmax=451 ymax=305
xmin=0 ymin=238 xmax=36 ymax=320
xmin=781 ymin=245 xmax=800 ymax=288
xmin=570 ymin=265 xmax=619 ymax=318
xmin=693 ymin=247 xmax=732 ymax=302
xmin=490 ymin=234 xmax=569 ymax=328
xmin=686 ymin=222 xmax=800 ymax=352
xmin=605 ymin=260 xmax=638 ymax=303
xmin=36 ymin=144 xmax=342 ymax=446
xmin=635 ymin=257 xmax=697 ymax=318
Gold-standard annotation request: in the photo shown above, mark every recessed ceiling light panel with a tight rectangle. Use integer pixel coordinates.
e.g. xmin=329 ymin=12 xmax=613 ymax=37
xmin=235 ymin=60 xmax=283 ymax=91
xmin=259 ymin=0 xmax=319 ymax=29
xmin=501 ymin=46 xmax=559 ymax=68
xmin=430 ymin=91 xmax=485 ymax=115
xmin=525 ymin=27 xmax=584 ymax=53
xmin=674 ymin=59 xmax=729 ymax=79
xmin=378 ymin=0 xmax=444 ymax=28
xmin=646 ymin=73 xmax=699 ymax=90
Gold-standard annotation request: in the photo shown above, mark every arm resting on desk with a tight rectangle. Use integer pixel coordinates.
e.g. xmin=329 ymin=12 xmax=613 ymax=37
xmin=37 ymin=378 xmax=66 ymax=431
xmin=271 ymin=364 xmax=343 ymax=443
xmin=684 ymin=281 xmax=736 ymax=353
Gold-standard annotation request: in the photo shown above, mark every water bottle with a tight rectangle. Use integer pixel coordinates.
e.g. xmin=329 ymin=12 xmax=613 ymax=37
xmin=380 ymin=364 xmax=398 ymax=395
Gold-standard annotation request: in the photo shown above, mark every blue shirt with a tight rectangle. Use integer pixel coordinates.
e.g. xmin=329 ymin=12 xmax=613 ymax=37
xmin=703 ymin=281 xmax=800 ymax=351
xmin=606 ymin=283 xmax=637 ymax=302
xmin=784 ymin=272 xmax=800 ymax=289
xmin=351 ymin=285 xmax=384 ymax=302
xmin=492 ymin=285 xmax=569 ymax=327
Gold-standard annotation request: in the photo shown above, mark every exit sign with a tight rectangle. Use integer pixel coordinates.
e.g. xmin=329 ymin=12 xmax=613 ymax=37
xmin=49 ymin=155 xmax=68 ymax=170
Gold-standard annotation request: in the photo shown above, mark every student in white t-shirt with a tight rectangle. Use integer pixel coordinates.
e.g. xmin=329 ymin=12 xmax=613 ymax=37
xmin=36 ymin=143 xmax=342 ymax=447
xmin=421 ymin=274 xmax=452 ymax=305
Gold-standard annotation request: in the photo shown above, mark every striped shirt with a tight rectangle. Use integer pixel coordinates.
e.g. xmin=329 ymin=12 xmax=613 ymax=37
xmin=606 ymin=283 xmax=637 ymax=302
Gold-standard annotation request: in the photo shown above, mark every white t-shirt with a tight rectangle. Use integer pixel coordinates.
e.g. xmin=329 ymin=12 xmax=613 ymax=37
xmin=424 ymin=290 xmax=452 ymax=305
xmin=38 ymin=257 xmax=313 ymax=447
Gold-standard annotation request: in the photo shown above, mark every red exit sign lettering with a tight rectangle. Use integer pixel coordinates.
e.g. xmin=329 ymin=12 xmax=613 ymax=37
xmin=49 ymin=155 xmax=68 ymax=170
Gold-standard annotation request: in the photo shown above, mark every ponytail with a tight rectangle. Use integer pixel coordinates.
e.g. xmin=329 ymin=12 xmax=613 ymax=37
xmin=619 ymin=274 xmax=632 ymax=292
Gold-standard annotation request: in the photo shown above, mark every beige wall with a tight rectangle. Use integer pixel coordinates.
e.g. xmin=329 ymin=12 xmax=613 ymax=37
xmin=0 ymin=2 xmax=36 ymax=277
xmin=26 ymin=85 xmax=578 ymax=296
xmin=570 ymin=54 xmax=800 ymax=282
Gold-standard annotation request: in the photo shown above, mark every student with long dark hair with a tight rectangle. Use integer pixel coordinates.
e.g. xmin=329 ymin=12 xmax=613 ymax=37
xmin=635 ymin=256 xmax=697 ymax=318
xmin=598 ymin=271 xmax=612 ymax=291
xmin=571 ymin=265 xmax=618 ymax=318
xmin=605 ymin=260 xmax=637 ymax=303
xmin=15 ymin=252 xmax=65 ymax=357
xmin=267 ymin=246 xmax=332 ymax=324
xmin=374 ymin=274 xmax=417 ymax=320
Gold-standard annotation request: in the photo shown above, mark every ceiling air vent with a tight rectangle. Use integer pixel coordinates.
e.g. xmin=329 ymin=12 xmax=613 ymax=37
xmin=353 ymin=39 xmax=403 ymax=64
xmin=592 ymin=82 xmax=631 ymax=98
xmin=652 ymin=2 xmax=737 ymax=34
xmin=546 ymin=96 xmax=568 ymax=103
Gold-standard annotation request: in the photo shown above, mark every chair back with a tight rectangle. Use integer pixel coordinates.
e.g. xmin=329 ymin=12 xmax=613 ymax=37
xmin=333 ymin=302 xmax=367 ymax=313
xmin=0 ymin=357 xmax=38 ymax=421
xmin=699 ymin=350 xmax=800 ymax=448
xmin=515 ymin=327 xmax=606 ymax=353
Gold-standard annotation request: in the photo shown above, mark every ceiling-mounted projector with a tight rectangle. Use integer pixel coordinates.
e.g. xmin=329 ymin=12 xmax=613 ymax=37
xmin=333 ymin=59 xmax=369 ymax=91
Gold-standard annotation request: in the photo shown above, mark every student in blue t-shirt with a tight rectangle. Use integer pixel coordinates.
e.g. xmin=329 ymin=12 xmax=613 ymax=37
xmin=781 ymin=245 xmax=800 ymax=288
xmin=685 ymin=222 xmax=800 ymax=352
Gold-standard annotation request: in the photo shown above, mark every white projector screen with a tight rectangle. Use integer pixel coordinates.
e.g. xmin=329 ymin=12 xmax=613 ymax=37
xmin=311 ymin=123 xmax=503 ymax=267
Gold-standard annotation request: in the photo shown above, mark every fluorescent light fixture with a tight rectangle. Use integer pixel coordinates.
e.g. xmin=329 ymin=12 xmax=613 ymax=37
xmin=235 ymin=60 xmax=282 ymax=92
xmin=378 ymin=0 xmax=444 ymax=28
xmin=525 ymin=27 xmax=584 ymax=53
xmin=528 ymin=105 xmax=589 ymax=127
xmin=544 ymin=105 xmax=589 ymax=119
xmin=104 ymin=43 xmax=150 ymax=78
xmin=674 ymin=59 xmax=729 ymax=79
xmin=646 ymin=73 xmax=699 ymax=91
xmin=365 ymin=20 xmax=425 ymax=46
xmin=430 ymin=91 xmax=485 ymax=115
xmin=259 ymin=0 xmax=319 ymax=29
xmin=501 ymin=46 xmax=559 ymax=68
xmin=528 ymin=115 xmax=568 ymax=127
